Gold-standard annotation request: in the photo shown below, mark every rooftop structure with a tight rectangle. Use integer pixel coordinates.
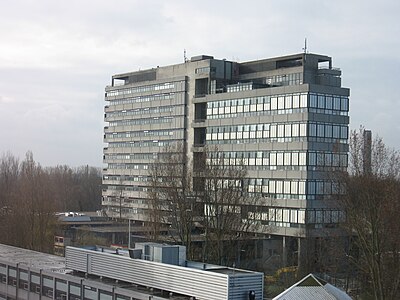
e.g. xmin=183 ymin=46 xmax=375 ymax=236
xmin=0 ymin=243 xmax=263 ymax=300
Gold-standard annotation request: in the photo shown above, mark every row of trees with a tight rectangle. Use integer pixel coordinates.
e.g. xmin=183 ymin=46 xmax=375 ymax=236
xmin=338 ymin=129 xmax=400 ymax=300
xmin=0 ymin=151 xmax=101 ymax=252
xmin=146 ymin=129 xmax=400 ymax=299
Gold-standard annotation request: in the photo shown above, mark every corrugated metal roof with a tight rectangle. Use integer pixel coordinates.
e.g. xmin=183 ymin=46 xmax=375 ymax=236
xmin=273 ymin=274 xmax=352 ymax=300
xmin=274 ymin=286 xmax=336 ymax=300
xmin=66 ymin=246 xmax=264 ymax=300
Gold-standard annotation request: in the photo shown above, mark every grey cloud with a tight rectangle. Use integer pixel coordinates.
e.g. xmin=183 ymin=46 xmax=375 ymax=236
xmin=0 ymin=0 xmax=399 ymax=166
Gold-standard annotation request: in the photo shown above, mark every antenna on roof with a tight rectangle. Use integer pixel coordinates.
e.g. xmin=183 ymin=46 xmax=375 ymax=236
xmin=302 ymin=38 xmax=308 ymax=54
xmin=184 ymin=49 xmax=188 ymax=63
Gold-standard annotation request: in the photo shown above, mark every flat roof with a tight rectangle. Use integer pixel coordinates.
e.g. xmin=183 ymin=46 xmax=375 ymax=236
xmin=0 ymin=244 xmax=68 ymax=273
xmin=75 ymin=225 xmax=169 ymax=233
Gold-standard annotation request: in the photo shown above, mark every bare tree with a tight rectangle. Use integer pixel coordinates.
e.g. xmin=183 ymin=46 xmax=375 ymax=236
xmin=339 ymin=127 xmax=400 ymax=300
xmin=148 ymin=144 xmax=259 ymax=265
xmin=0 ymin=152 xmax=20 ymax=245
xmin=196 ymin=148 xmax=260 ymax=266
xmin=0 ymin=152 xmax=58 ymax=252
xmin=147 ymin=143 xmax=195 ymax=257
xmin=0 ymin=151 xmax=102 ymax=253
xmin=48 ymin=165 xmax=75 ymax=211
xmin=18 ymin=152 xmax=58 ymax=252
xmin=48 ymin=165 xmax=101 ymax=212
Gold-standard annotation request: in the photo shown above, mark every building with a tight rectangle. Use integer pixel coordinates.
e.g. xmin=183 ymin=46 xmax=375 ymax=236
xmin=0 ymin=243 xmax=263 ymax=300
xmin=102 ymin=53 xmax=349 ymax=244
xmin=54 ymin=212 xmax=164 ymax=256
xmin=272 ymin=273 xmax=352 ymax=300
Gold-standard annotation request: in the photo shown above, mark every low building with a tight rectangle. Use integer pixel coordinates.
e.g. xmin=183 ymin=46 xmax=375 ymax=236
xmin=272 ymin=273 xmax=351 ymax=300
xmin=0 ymin=243 xmax=263 ymax=300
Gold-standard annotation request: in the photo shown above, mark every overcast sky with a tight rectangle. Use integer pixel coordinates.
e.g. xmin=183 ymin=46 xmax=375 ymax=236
xmin=1 ymin=0 xmax=399 ymax=167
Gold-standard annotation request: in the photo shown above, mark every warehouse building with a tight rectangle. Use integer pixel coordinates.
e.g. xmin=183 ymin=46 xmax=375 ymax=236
xmin=0 ymin=243 xmax=263 ymax=300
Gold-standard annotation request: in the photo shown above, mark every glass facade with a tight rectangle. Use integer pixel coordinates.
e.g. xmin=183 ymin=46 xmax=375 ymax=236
xmin=205 ymin=122 xmax=348 ymax=144
xmin=206 ymin=93 xmax=348 ymax=120
xmin=102 ymin=53 xmax=349 ymax=233
xmin=199 ymin=62 xmax=349 ymax=231
xmin=105 ymin=82 xmax=175 ymax=97
xmin=207 ymin=151 xmax=347 ymax=170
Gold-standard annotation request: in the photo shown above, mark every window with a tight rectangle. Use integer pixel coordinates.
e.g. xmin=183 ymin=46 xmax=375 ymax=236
xmin=292 ymin=152 xmax=299 ymax=166
xmin=333 ymin=97 xmax=341 ymax=110
xmin=285 ymin=95 xmax=292 ymax=109
xmin=269 ymin=208 xmax=275 ymax=221
xmin=309 ymin=152 xmax=316 ymax=166
xmin=270 ymin=153 xmax=276 ymax=166
xmin=30 ymin=273 xmax=41 ymax=293
xmin=300 ymin=93 xmax=308 ymax=107
xmin=84 ymin=286 xmax=97 ymax=300
xmin=318 ymin=95 xmax=325 ymax=109
xmin=283 ymin=153 xmax=291 ymax=166
xmin=277 ymin=153 xmax=284 ymax=165
xmin=55 ymin=279 xmax=67 ymax=300
xmin=277 ymin=97 xmax=285 ymax=109
xmin=269 ymin=181 xmax=276 ymax=193
xmin=8 ymin=267 xmax=16 ymax=286
xmin=298 ymin=210 xmax=306 ymax=224
xmin=316 ymin=181 xmax=324 ymax=195
xmin=326 ymin=96 xmax=333 ymax=109
xmin=285 ymin=124 xmax=292 ymax=137
xmin=284 ymin=181 xmax=291 ymax=194
xmin=276 ymin=181 xmax=283 ymax=193
xmin=19 ymin=270 xmax=28 ymax=290
xmin=291 ymin=210 xmax=298 ymax=223
xmin=341 ymin=97 xmax=349 ymax=111
xmin=291 ymin=181 xmax=298 ymax=195
xmin=317 ymin=124 xmax=325 ymax=137
xmin=292 ymin=94 xmax=300 ymax=108
xmin=333 ymin=126 xmax=340 ymax=138
xmin=69 ymin=283 xmax=81 ymax=300
xmin=292 ymin=123 xmax=299 ymax=137
xmin=298 ymin=181 xmax=306 ymax=194
xmin=271 ymin=97 xmax=278 ymax=110
xmin=277 ymin=125 xmax=284 ymax=138
xmin=99 ymin=290 xmax=113 ymax=300
xmin=309 ymin=123 xmax=317 ymax=136
xmin=42 ymin=276 xmax=54 ymax=298
xmin=341 ymin=126 xmax=348 ymax=139
xmin=270 ymin=125 xmax=277 ymax=138
xmin=310 ymin=94 xmax=317 ymax=107
xmin=299 ymin=124 xmax=307 ymax=136
xmin=325 ymin=124 xmax=332 ymax=138
xmin=299 ymin=153 xmax=306 ymax=165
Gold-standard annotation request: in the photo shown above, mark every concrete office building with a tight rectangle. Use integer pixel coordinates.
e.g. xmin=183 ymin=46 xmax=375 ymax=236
xmin=0 ymin=243 xmax=263 ymax=300
xmin=102 ymin=53 xmax=349 ymax=240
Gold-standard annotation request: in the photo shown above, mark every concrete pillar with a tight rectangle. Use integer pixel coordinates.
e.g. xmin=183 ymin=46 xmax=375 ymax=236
xmin=297 ymin=237 xmax=308 ymax=277
xmin=297 ymin=237 xmax=316 ymax=277
xmin=282 ymin=236 xmax=287 ymax=267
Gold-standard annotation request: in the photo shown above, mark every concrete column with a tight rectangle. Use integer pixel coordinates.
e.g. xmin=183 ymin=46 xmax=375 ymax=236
xmin=297 ymin=237 xmax=316 ymax=277
xmin=282 ymin=236 xmax=287 ymax=267
xmin=297 ymin=237 xmax=303 ymax=269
